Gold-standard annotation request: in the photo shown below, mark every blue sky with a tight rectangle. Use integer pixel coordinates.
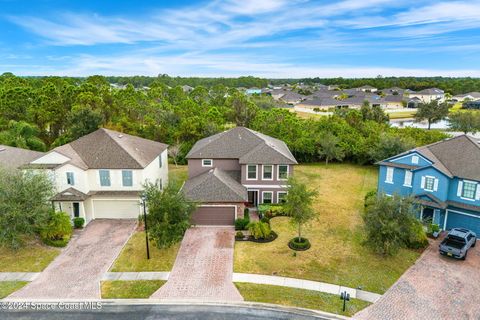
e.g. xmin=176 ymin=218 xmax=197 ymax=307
xmin=2 ymin=0 xmax=480 ymax=77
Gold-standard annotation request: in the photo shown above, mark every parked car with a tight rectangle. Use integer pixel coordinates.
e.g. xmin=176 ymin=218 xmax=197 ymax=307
xmin=439 ymin=228 xmax=476 ymax=260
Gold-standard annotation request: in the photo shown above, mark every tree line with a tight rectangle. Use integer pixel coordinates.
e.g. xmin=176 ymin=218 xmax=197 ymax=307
xmin=0 ymin=73 xmax=448 ymax=165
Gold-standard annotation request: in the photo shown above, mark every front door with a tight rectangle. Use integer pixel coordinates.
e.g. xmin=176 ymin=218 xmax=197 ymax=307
xmin=73 ymin=202 xmax=80 ymax=218
xmin=422 ymin=207 xmax=434 ymax=223
xmin=247 ymin=191 xmax=258 ymax=207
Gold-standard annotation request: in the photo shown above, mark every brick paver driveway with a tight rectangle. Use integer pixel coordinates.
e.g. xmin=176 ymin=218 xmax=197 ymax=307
xmin=355 ymin=238 xmax=480 ymax=320
xmin=9 ymin=219 xmax=136 ymax=299
xmin=151 ymin=227 xmax=243 ymax=302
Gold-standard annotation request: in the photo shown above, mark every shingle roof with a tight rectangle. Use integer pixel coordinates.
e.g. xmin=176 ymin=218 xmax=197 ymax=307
xmin=415 ymin=88 xmax=444 ymax=95
xmin=0 ymin=145 xmax=44 ymax=169
xmin=51 ymin=187 xmax=88 ymax=201
xmin=34 ymin=128 xmax=168 ymax=170
xmin=186 ymin=127 xmax=297 ymax=165
xmin=182 ymin=168 xmax=248 ymax=202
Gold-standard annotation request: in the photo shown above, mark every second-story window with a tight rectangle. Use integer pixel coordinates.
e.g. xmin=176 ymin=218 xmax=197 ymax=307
xmin=263 ymin=165 xmax=273 ymax=180
xmin=278 ymin=165 xmax=289 ymax=180
xmin=66 ymin=172 xmax=75 ymax=186
xmin=385 ymin=167 xmax=394 ymax=183
xmin=462 ymin=181 xmax=477 ymax=199
xmin=202 ymin=159 xmax=213 ymax=167
xmin=424 ymin=176 xmax=435 ymax=191
xmin=247 ymin=164 xmax=257 ymax=180
xmin=122 ymin=170 xmax=133 ymax=187
xmin=403 ymin=170 xmax=412 ymax=187
xmin=99 ymin=170 xmax=111 ymax=187
xmin=159 ymin=155 xmax=163 ymax=168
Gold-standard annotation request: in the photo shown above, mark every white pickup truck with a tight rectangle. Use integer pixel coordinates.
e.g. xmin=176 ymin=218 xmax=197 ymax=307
xmin=439 ymin=228 xmax=477 ymax=260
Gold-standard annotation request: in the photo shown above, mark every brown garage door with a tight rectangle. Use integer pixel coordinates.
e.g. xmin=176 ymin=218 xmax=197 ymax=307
xmin=191 ymin=206 xmax=235 ymax=225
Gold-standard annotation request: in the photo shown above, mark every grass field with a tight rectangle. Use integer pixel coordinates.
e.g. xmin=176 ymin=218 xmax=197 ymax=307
xmin=101 ymin=280 xmax=165 ymax=299
xmin=387 ymin=110 xmax=416 ymax=119
xmin=110 ymin=232 xmax=179 ymax=272
xmin=0 ymin=241 xmax=60 ymax=272
xmin=234 ymin=163 xmax=420 ymax=294
xmin=169 ymin=165 xmax=189 ymax=185
xmin=236 ymin=283 xmax=370 ymax=316
xmin=0 ymin=281 xmax=28 ymax=299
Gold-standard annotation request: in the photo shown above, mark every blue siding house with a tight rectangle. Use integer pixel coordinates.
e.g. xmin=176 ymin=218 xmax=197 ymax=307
xmin=377 ymin=135 xmax=480 ymax=234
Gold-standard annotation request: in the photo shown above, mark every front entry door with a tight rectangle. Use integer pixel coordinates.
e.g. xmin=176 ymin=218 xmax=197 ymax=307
xmin=73 ymin=202 xmax=80 ymax=218
xmin=247 ymin=191 xmax=258 ymax=207
xmin=422 ymin=207 xmax=434 ymax=223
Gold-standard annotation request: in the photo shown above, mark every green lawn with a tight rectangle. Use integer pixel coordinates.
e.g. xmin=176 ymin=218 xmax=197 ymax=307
xmin=169 ymin=165 xmax=188 ymax=185
xmin=0 ymin=241 xmax=60 ymax=272
xmin=101 ymin=280 xmax=165 ymax=299
xmin=236 ymin=283 xmax=370 ymax=317
xmin=0 ymin=281 xmax=28 ymax=299
xmin=387 ymin=110 xmax=416 ymax=119
xmin=234 ymin=163 xmax=420 ymax=294
xmin=110 ymin=232 xmax=180 ymax=272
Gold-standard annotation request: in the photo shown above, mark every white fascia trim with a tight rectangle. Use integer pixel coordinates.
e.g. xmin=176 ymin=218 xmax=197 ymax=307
xmin=261 ymin=164 xmax=274 ymax=181
xmin=246 ymin=164 xmax=258 ymax=181
xmin=389 ymin=152 xmax=432 ymax=165
xmin=243 ymin=184 xmax=288 ymax=189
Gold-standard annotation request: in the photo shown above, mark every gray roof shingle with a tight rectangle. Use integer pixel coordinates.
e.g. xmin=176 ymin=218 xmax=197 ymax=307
xmin=186 ymin=127 xmax=297 ymax=165
xmin=182 ymin=168 xmax=248 ymax=202
xmin=0 ymin=145 xmax=44 ymax=169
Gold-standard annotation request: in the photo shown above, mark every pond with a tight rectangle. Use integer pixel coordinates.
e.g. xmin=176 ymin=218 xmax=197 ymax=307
xmin=389 ymin=118 xmax=451 ymax=129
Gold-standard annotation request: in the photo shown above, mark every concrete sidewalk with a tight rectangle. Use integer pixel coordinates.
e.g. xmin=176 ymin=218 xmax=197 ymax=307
xmin=0 ymin=273 xmax=40 ymax=281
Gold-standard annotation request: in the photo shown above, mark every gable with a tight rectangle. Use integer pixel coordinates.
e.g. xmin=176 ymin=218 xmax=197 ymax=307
xmin=31 ymin=151 xmax=70 ymax=165
xmin=389 ymin=151 xmax=431 ymax=167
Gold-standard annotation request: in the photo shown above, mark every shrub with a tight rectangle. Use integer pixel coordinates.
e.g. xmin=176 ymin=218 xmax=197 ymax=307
xmin=73 ymin=217 xmax=85 ymax=229
xmin=235 ymin=231 xmax=244 ymax=239
xmin=364 ymin=190 xmax=377 ymax=208
xmin=40 ymin=211 xmax=73 ymax=246
xmin=248 ymin=221 xmax=271 ymax=239
xmin=235 ymin=218 xmax=249 ymax=230
xmin=288 ymin=237 xmax=311 ymax=251
xmin=408 ymin=222 xmax=429 ymax=249
xmin=258 ymin=204 xmax=287 ymax=218
xmin=244 ymin=208 xmax=249 ymax=217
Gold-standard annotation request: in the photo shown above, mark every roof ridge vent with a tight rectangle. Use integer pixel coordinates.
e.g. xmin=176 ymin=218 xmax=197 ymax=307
xmin=0 ymin=148 xmax=5 ymax=152
xmin=118 ymin=134 xmax=124 ymax=138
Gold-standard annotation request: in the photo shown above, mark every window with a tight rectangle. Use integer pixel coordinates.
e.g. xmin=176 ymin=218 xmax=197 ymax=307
xmin=278 ymin=165 xmax=289 ymax=180
xmin=424 ymin=176 xmax=435 ymax=191
xmin=122 ymin=170 xmax=133 ymax=187
xmin=202 ymin=159 xmax=213 ymax=167
xmin=385 ymin=167 xmax=394 ymax=183
xmin=403 ymin=170 xmax=412 ymax=187
xmin=277 ymin=191 xmax=287 ymax=203
xmin=247 ymin=164 xmax=257 ymax=180
xmin=262 ymin=165 xmax=273 ymax=180
xmin=462 ymin=181 xmax=477 ymax=199
xmin=412 ymin=156 xmax=419 ymax=164
xmin=262 ymin=191 xmax=273 ymax=204
xmin=66 ymin=172 xmax=75 ymax=185
xmin=159 ymin=155 xmax=162 ymax=168
xmin=99 ymin=170 xmax=111 ymax=186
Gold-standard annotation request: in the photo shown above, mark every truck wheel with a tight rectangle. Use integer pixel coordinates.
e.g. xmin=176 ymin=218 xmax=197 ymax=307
xmin=462 ymin=251 xmax=468 ymax=260
xmin=472 ymin=240 xmax=476 ymax=248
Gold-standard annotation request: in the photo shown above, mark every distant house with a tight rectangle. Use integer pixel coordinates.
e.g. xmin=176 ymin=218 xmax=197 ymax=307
xmin=452 ymin=92 xmax=480 ymax=102
xmin=377 ymin=135 xmax=480 ymax=234
xmin=184 ymin=127 xmax=297 ymax=225
xmin=23 ymin=129 xmax=168 ymax=225
xmin=408 ymin=88 xmax=445 ymax=103
xmin=245 ymin=87 xmax=262 ymax=95
xmin=463 ymin=101 xmax=480 ymax=110
xmin=382 ymin=95 xmax=405 ymax=109
xmin=0 ymin=145 xmax=44 ymax=170
xmin=182 ymin=85 xmax=194 ymax=93
xmin=280 ymin=91 xmax=306 ymax=105
xmin=407 ymin=97 xmax=422 ymax=109
xmin=295 ymin=98 xmax=348 ymax=111
xmin=356 ymin=85 xmax=378 ymax=93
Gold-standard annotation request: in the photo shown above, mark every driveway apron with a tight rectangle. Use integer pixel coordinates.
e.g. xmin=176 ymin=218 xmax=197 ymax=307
xmin=151 ymin=227 xmax=243 ymax=302
xmin=354 ymin=238 xmax=480 ymax=320
xmin=8 ymin=219 xmax=136 ymax=299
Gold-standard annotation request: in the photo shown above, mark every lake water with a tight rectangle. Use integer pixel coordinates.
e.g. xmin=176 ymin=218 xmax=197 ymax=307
xmin=389 ymin=118 xmax=450 ymax=129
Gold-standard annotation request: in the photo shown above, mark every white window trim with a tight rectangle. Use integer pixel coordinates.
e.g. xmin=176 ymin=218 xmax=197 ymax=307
xmin=99 ymin=170 xmax=111 ymax=187
xmin=385 ymin=167 xmax=394 ymax=184
xmin=403 ymin=170 xmax=412 ymax=187
xmin=122 ymin=170 xmax=133 ymax=187
xmin=277 ymin=191 xmax=287 ymax=203
xmin=246 ymin=164 xmax=258 ymax=181
xmin=66 ymin=172 xmax=75 ymax=186
xmin=262 ymin=165 xmax=273 ymax=181
xmin=423 ymin=175 xmax=436 ymax=192
xmin=262 ymin=191 xmax=273 ymax=204
xmin=202 ymin=159 xmax=213 ymax=167
xmin=277 ymin=165 xmax=289 ymax=181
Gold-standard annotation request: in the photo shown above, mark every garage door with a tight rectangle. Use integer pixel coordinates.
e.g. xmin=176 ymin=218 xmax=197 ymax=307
xmin=446 ymin=210 xmax=480 ymax=235
xmin=93 ymin=200 xmax=140 ymax=219
xmin=191 ymin=206 xmax=235 ymax=225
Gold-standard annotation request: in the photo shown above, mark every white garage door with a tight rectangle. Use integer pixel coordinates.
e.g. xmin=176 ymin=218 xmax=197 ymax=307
xmin=93 ymin=200 xmax=140 ymax=219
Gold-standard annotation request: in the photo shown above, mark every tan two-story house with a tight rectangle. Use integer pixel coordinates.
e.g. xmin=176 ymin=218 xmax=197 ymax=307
xmin=183 ymin=127 xmax=297 ymax=225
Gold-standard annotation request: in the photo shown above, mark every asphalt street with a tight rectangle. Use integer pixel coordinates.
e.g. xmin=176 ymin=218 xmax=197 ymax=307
xmin=0 ymin=302 xmax=339 ymax=320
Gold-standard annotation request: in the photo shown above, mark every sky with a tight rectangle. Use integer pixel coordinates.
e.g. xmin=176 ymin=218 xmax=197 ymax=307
xmin=1 ymin=0 xmax=480 ymax=78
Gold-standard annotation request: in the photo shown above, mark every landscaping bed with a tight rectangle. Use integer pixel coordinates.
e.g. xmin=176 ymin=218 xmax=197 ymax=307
xmin=235 ymin=231 xmax=278 ymax=243
xmin=235 ymin=282 xmax=370 ymax=317
xmin=234 ymin=163 xmax=420 ymax=294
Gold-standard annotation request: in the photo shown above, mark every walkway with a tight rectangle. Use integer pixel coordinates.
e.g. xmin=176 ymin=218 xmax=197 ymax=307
xmin=8 ymin=219 xmax=136 ymax=299
xmin=149 ymin=227 xmax=243 ymax=302
xmin=354 ymin=239 xmax=480 ymax=319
